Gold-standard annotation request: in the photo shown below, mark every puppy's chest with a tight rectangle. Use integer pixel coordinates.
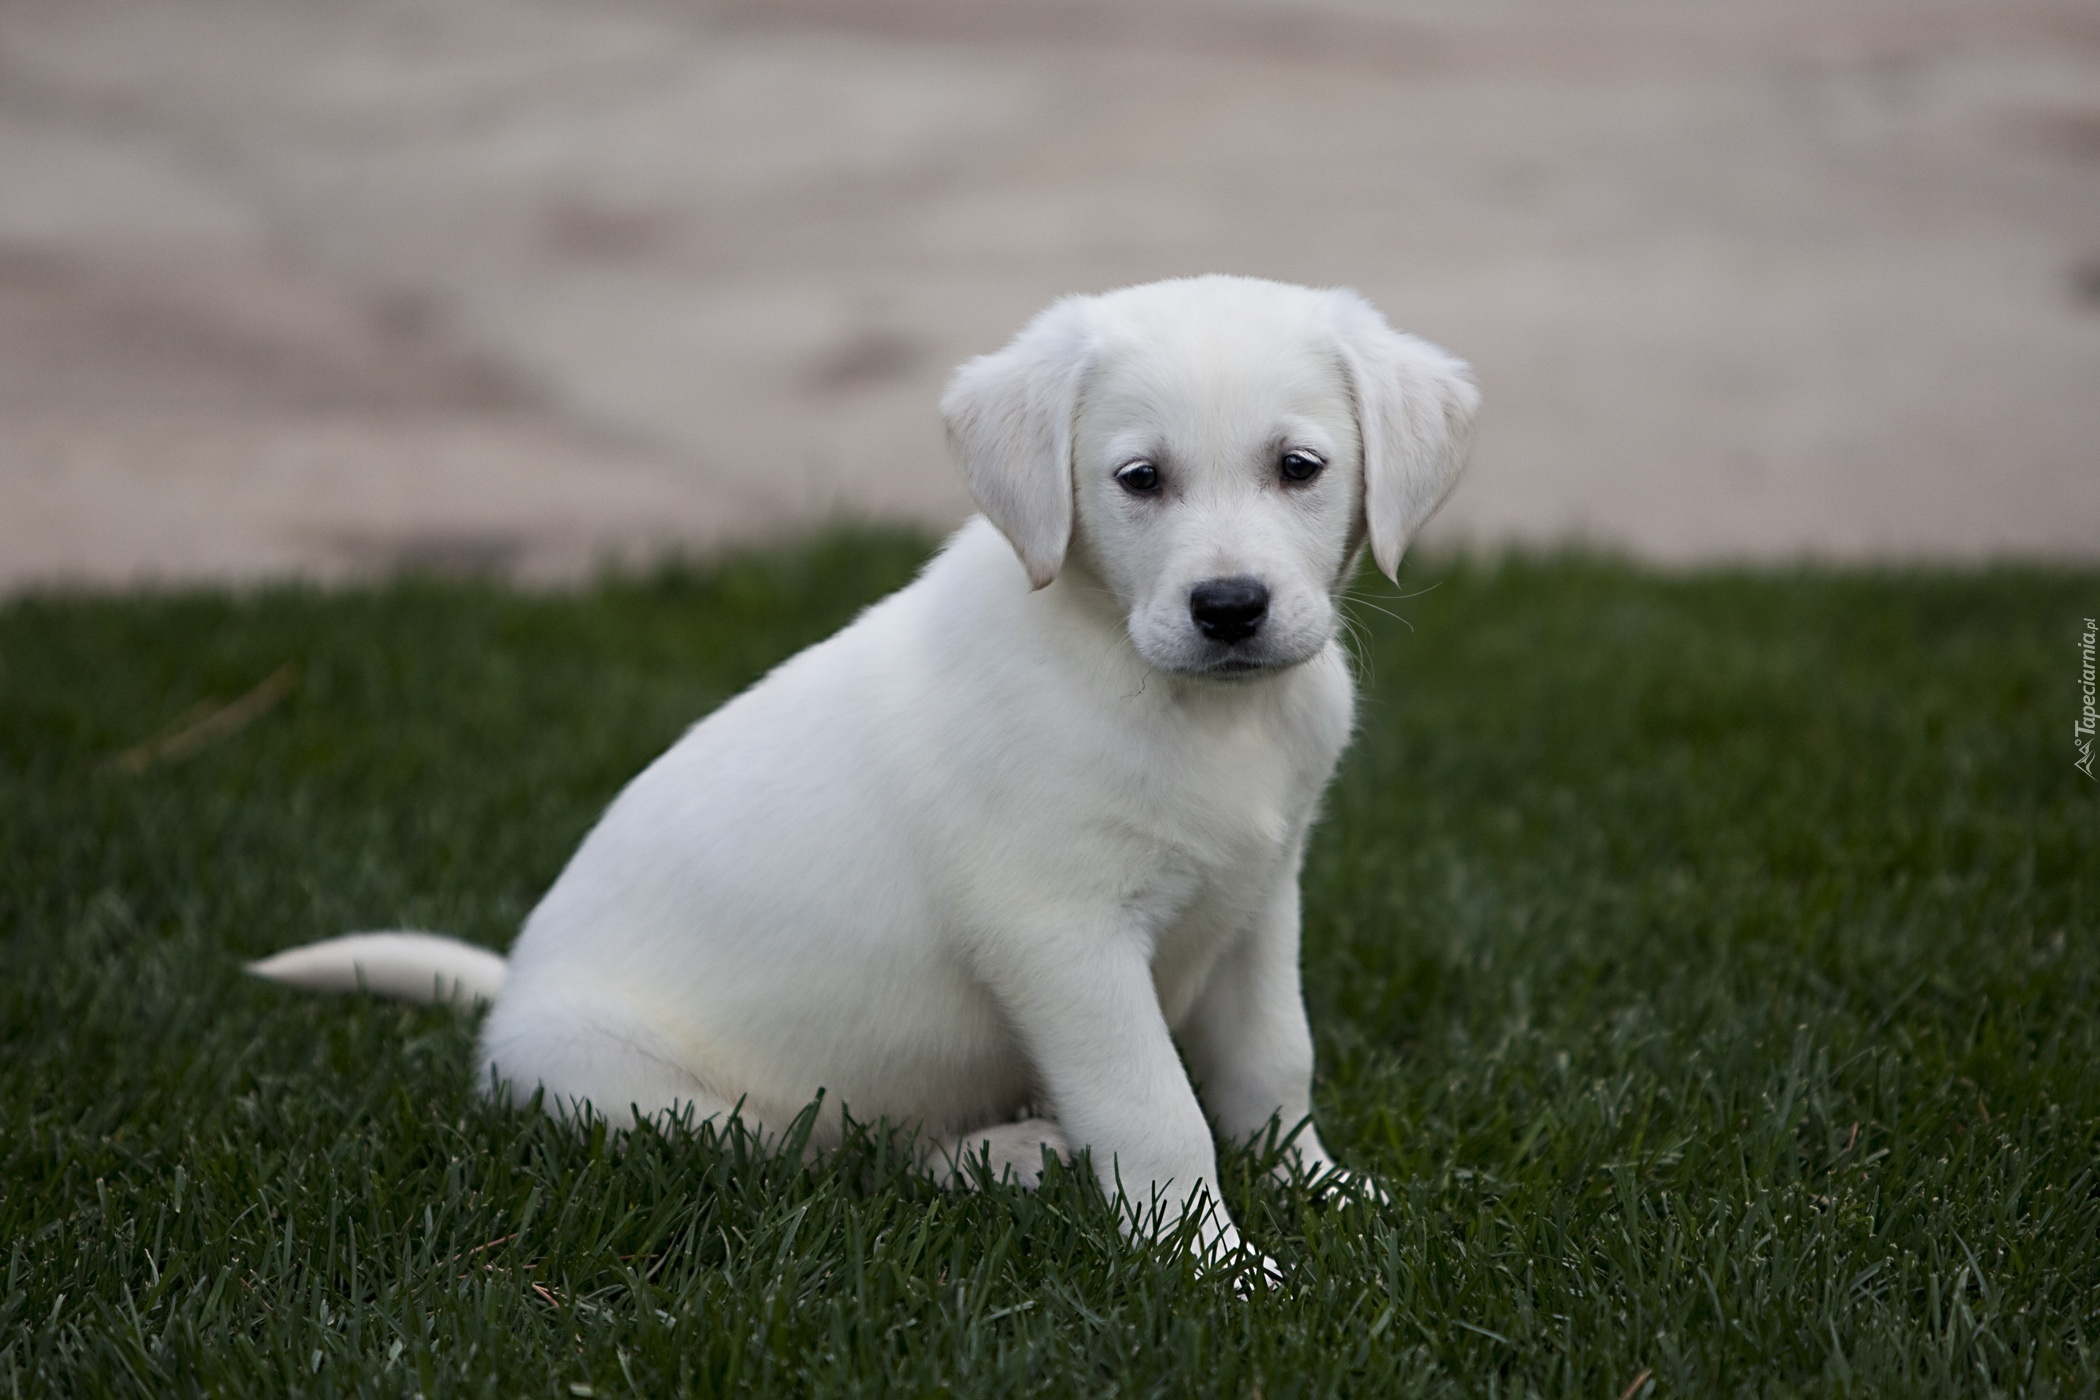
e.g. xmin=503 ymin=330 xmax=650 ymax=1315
xmin=1105 ymin=720 xmax=1327 ymax=947
xmin=1138 ymin=762 xmax=1301 ymax=874
xmin=1120 ymin=693 xmax=1347 ymax=998
xmin=1122 ymin=696 xmax=1342 ymax=866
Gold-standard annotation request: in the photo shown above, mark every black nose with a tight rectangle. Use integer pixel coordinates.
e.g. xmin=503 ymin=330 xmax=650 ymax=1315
xmin=1189 ymin=577 xmax=1269 ymax=644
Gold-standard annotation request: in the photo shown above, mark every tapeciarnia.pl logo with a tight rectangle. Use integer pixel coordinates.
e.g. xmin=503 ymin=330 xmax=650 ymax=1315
xmin=2079 ymin=617 xmax=2097 ymax=780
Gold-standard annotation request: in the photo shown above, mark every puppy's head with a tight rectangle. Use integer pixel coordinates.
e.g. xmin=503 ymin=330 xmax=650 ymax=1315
xmin=942 ymin=276 xmax=1478 ymax=679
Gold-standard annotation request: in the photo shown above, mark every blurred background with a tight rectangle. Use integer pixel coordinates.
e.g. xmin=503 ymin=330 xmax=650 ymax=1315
xmin=3 ymin=0 xmax=2096 ymax=590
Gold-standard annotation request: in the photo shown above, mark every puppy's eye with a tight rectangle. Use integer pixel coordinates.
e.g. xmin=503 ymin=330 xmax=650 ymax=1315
xmin=1280 ymin=450 xmax=1325 ymax=483
xmin=1115 ymin=460 xmax=1161 ymax=494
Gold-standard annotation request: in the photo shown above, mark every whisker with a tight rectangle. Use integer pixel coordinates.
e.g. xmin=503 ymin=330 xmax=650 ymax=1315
xmin=1342 ymin=592 xmax=1414 ymax=631
xmin=1332 ymin=603 xmax=1381 ymax=681
xmin=1335 ymin=610 xmax=1378 ymax=687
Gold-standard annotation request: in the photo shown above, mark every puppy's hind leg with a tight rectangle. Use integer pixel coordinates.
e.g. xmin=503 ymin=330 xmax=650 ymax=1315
xmin=478 ymin=993 xmax=738 ymax=1136
xmin=926 ymin=1117 xmax=1068 ymax=1189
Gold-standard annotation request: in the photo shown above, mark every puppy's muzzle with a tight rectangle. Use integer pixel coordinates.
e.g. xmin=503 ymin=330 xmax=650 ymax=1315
xmin=1189 ymin=577 xmax=1269 ymax=644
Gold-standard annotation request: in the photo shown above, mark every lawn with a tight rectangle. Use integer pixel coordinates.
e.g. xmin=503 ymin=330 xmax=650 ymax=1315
xmin=2 ymin=530 xmax=2095 ymax=1397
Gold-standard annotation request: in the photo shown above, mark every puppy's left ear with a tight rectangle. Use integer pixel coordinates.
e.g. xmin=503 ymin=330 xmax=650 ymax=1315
xmin=941 ymin=296 xmax=1094 ymax=589
xmin=1330 ymin=290 xmax=1480 ymax=583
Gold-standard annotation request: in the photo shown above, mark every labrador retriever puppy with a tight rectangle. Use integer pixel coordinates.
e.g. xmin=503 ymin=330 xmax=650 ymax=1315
xmin=251 ymin=274 xmax=1478 ymax=1264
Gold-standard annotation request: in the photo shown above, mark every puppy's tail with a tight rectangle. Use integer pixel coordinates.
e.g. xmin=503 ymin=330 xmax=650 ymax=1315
xmin=247 ymin=932 xmax=506 ymax=1008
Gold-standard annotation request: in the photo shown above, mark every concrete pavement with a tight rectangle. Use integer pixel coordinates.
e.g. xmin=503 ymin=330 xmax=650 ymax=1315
xmin=2 ymin=0 xmax=2096 ymax=589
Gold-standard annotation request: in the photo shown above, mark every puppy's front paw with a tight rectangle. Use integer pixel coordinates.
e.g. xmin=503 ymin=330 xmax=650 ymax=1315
xmin=1273 ymin=1156 xmax=1390 ymax=1205
xmin=1308 ymin=1164 xmax=1391 ymax=1208
xmin=1229 ymin=1248 xmax=1287 ymax=1297
xmin=1181 ymin=1217 xmax=1285 ymax=1295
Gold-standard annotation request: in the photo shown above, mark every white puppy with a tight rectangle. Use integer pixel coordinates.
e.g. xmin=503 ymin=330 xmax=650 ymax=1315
xmin=252 ymin=275 xmax=1478 ymax=1262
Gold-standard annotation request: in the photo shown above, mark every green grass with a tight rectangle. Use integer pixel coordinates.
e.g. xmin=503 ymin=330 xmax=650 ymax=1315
xmin=3 ymin=528 xmax=2096 ymax=1397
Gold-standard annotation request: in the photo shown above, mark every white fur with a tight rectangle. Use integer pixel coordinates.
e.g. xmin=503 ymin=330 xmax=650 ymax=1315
xmin=248 ymin=931 xmax=505 ymax=1006
xmin=250 ymin=275 xmax=1477 ymax=1263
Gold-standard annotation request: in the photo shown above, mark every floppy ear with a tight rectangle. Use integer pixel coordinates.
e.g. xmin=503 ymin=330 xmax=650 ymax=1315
xmin=940 ymin=296 xmax=1094 ymax=589
xmin=1330 ymin=290 xmax=1481 ymax=583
